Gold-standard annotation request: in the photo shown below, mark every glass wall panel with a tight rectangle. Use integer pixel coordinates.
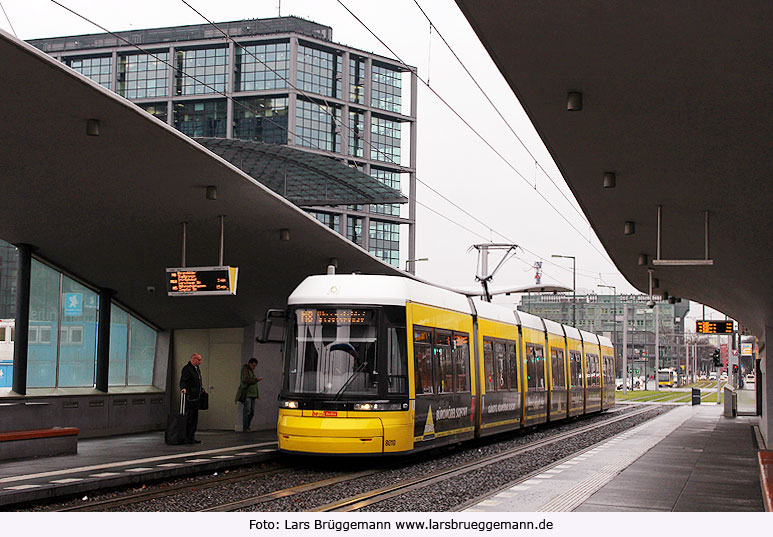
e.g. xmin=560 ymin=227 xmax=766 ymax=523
xmin=65 ymin=56 xmax=112 ymax=89
xmin=235 ymin=41 xmax=289 ymax=91
xmin=137 ymin=102 xmax=168 ymax=124
xmin=128 ymin=317 xmax=156 ymax=385
xmin=118 ymin=51 xmax=169 ymax=99
xmin=0 ymin=239 xmax=18 ymax=318
xmin=346 ymin=216 xmax=363 ymax=247
xmin=108 ymin=306 xmax=129 ymax=386
xmin=348 ymin=110 xmax=365 ymax=158
xmin=369 ymin=168 xmax=401 ymax=216
xmin=371 ymin=63 xmax=401 ymax=113
xmin=297 ymin=44 xmax=342 ymax=99
xmin=295 ymin=99 xmax=340 ymax=152
xmin=27 ymin=260 xmax=60 ymax=388
xmin=233 ymin=96 xmax=288 ymax=144
xmin=307 ymin=211 xmax=340 ymax=233
xmin=174 ymin=99 xmax=227 ymax=138
xmin=371 ymin=116 xmax=401 ymax=164
xmin=349 ymin=56 xmax=366 ymax=104
xmin=369 ymin=220 xmax=399 ymax=267
xmin=57 ymin=277 xmax=98 ymax=387
xmin=175 ymin=47 xmax=228 ymax=95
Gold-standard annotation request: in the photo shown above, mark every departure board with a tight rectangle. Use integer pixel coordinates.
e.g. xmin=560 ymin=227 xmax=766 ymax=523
xmin=166 ymin=266 xmax=239 ymax=296
xmin=696 ymin=320 xmax=734 ymax=334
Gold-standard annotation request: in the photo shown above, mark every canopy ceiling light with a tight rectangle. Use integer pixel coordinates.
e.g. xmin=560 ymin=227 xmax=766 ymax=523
xmin=566 ymin=91 xmax=583 ymax=111
xmin=603 ymin=172 xmax=616 ymax=188
xmin=624 ymin=221 xmax=635 ymax=235
xmin=86 ymin=118 xmax=100 ymax=136
xmin=638 ymin=253 xmax=648 ymax=266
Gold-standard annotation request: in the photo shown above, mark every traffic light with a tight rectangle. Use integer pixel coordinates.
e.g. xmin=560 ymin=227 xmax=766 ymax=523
xmin=732 ymin=364 xmax=738 ymax=374
xmin=712 ymin=349 xmax=721 ymax=367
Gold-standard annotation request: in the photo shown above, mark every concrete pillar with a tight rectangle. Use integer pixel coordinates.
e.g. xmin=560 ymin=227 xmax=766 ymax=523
xmin=761 ymin=325 xmax=772 ymax=447
xmin=11 ymin=244 xmax=35 ymax=395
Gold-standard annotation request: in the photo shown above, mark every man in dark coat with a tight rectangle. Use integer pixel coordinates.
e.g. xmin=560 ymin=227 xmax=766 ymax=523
xmin=180 ymin=353 xmax=205 ymax=444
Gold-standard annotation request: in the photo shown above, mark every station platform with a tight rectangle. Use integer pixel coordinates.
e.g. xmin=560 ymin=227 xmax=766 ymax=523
xmin=0 ymin=428 xmax=278 ymax=508
xmin=466 ymin=403 xmax=765 ymax=512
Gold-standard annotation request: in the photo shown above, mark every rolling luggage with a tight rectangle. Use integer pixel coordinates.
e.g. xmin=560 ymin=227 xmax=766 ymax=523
xmin=165 ymin=395 xmax=187 ymax=445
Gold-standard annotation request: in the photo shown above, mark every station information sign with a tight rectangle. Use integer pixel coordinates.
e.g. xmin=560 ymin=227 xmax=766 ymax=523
xmin=166 ymin=266 xmax=239 ymax=296
xmin=696 ymin=320 xmax=734 ymax=334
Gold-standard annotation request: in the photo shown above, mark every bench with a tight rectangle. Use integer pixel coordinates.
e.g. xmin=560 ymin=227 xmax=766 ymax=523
xmin=0 ymin=427 xmax=79 ymax=461
xmin=760 ymin=450 xmax=773 ymax=512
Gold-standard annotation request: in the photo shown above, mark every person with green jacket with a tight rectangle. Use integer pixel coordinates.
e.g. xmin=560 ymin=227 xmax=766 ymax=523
xmin=239 ymin=358 xmax=262 ymax=431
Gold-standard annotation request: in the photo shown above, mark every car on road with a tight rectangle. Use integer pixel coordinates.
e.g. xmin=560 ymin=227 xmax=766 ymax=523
xmin=746 ymin=374 xmax=755 ymax=384
xmin=708 ymin=371 xmax=717 ymax=381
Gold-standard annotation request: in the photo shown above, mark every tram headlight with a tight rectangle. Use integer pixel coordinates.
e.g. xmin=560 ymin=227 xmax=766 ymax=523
xmin=280 ymin=400 xmax=299 ymax=409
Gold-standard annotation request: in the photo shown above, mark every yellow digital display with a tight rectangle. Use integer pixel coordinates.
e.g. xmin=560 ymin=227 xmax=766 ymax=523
xmin=166 ymin=266 xmax=238 ymax=296
xmin=297 ymin=309 xmax=372 ymax=325
xmin=696 ymin=320 xmax=734 ymax=334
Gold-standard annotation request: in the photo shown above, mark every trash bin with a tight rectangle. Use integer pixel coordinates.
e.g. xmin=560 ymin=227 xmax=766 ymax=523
xmin=691 ymin=387 xmax=701 ymax=405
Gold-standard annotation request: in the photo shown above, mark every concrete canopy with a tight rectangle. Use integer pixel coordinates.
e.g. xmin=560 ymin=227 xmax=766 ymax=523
xmin=0 ymin=30 xmax=402 ymax=330
xmin=455 ymin=1 xmax=773 ymax=337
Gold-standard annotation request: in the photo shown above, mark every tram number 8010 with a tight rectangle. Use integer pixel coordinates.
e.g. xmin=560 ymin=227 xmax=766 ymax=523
xmin=384 ymin=439 xmax=396 ymax=447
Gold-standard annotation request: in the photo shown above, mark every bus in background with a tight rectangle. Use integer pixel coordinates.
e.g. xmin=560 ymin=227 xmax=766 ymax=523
xmin=0 ymin=319 xmax=14 ymax=388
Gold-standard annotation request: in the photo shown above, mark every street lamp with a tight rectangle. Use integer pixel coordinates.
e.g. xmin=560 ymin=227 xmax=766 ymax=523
xmin=552 ymin=254 xmax=576 ymax=327
xmin=598 ymin=284 xmax=618 ymax=372
xmin=405 ymin=257 xmax=429 ymax=272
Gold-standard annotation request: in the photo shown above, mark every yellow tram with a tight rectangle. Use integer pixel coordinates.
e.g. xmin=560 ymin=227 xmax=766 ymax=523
xmin=277 ymin=274 xmax=615 ymax=455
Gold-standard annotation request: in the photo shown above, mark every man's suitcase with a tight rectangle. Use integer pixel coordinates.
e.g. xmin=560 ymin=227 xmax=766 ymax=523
xmin=165 ymin=396 xmax=187 ymax=445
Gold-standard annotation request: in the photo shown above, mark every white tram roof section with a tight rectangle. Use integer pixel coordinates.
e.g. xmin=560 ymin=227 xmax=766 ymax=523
xmin=515 ymin=310 xmax=545 ymax=332
xmin=598 ymin=335 xmax=613 ymax=348
xmin=579 ymin=329 xmax=600 ymax=344
xmin=542 ymin=318 xmax=564 ymax=337
xmin=471 ymin=298 xmax=519 ymax=325
xmin=563 ymin=325 xmax=581 ymax=341
xmin=288 ymin=274 xmax=473 ymax=314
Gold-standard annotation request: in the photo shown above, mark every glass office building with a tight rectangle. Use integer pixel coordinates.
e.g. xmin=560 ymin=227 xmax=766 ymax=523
xmin=29 ymin=17 xmax=417 ymax=268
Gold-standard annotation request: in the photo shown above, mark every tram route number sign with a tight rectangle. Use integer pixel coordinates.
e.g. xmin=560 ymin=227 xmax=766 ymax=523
xmin=696 ymin=320 xmax=734 ymax=334
xmin=166 ymin=266 xmax=239 ymax=296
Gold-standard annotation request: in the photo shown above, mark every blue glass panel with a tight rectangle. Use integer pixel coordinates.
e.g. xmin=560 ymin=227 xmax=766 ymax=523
xmin=57 ymin=276 xmax=98 ymax=387
xmin=108 ymin=306 xmax=129 ymax=386
xmin=27 ymin=260 xmax=59 ymax=387
xmin=128 ymin=317 xmax=156 ymax=385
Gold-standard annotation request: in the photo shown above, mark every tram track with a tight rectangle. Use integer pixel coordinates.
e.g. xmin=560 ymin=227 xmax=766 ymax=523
xmin=206 ymin=406 xmax=655 ymax=512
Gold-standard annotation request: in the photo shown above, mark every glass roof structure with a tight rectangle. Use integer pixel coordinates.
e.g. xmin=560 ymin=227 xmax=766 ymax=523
xmin=196 ymin=138 xmax=407 ymax=206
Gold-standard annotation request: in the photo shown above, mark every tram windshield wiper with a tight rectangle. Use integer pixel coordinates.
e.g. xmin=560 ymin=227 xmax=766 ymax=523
xmin=333 ymin=361 xmax=370 ymax=400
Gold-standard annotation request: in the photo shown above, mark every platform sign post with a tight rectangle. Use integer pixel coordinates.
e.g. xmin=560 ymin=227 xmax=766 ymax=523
xmin=166 ymin=266 xmax=239 ymax=296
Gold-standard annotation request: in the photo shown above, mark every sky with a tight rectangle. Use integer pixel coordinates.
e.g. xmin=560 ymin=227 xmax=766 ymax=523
xmin=0 ymin=0 xmax=729 ymax=328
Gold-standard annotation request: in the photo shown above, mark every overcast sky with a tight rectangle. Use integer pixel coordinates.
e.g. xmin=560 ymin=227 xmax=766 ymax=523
xmin=0 ymin=0 xmax=729 ymax=327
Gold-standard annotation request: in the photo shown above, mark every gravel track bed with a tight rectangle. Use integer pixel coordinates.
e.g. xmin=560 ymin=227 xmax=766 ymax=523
xmin=243 ymin=405 xmax=669 ymax=512
xmin=21 ymin=404 xmax=667 ymax=512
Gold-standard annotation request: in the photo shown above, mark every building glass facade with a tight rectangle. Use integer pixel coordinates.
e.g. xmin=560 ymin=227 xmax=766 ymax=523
xmin=175 ymin=47 xmax=229 ymax=95
xmin=235 ymin=41 xmax=290 ymax=91
xmin=31 ymin=17 xmax=416 ymax=268
xmin=233 ymin=96 xmax=288 ymax=144
xmin=118 ymin=52 xmax=169 ymax=99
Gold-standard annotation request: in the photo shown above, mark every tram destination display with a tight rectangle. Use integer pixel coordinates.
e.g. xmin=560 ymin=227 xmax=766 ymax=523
xmin=166 ymin=266 xmax=239 ymax=296
xmin=297 ymin=309 xmax=373 ymax=325
xmin=696 ymin=320 xmax=734 ymax=334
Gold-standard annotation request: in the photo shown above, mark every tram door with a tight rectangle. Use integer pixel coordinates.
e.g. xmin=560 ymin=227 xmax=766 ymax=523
xmin=173 ymin=328 xmax=244 ymax=430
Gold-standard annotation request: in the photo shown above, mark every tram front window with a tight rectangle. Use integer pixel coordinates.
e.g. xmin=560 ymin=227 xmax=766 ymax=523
xmin=287 ymin=308 xmax=378 ymax=396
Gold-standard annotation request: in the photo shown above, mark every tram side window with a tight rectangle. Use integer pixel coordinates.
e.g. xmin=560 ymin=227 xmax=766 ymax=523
xmin=453 ymin=333 xmax=470 ymax=392
xmin=483 ymin=338 xmax=497 ymax=392
xmin=569 ymin=350 xmax=582 ymax=388
xmin=387 ymin=327 xmax=407 ymax=394
xmin=551 ymin=347 xmax=566 ymax=389
xmin=494 ymin=341 xmax=506 ymax=390
xmin=586 ymin=353 xmax=600 ymax=387
xmin=436 ymin=330 xmax=453 ymax=394
xmin=526 ymin=343 xmax=545 ymax=389
xmin=506 ymin=342 xmax=518 ymax=390
xmin=414 ymin=329 xmax=434 ymax=394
